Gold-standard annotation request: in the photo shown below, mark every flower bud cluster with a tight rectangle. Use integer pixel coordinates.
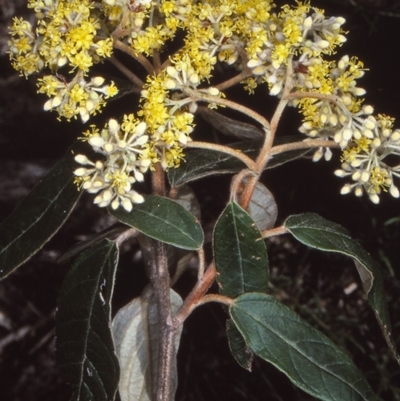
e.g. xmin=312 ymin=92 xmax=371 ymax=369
xmin=74 ymin=115 xmax=152 ymax=211
xmin=334 ymin=115 xmax=400 ymax=203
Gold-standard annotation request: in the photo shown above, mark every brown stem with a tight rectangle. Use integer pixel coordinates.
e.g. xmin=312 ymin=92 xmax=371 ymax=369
xmin=186 ymin=141 xmax=257 ymax=171
xmin=238 ymin=58 xmax=294 ymax=209
xmin=148 ymin=241 xmax=174 ymax=401
xmin=270 ymin=139 xmax=339 ymax=156
xmin=188 ymin=89 xmax=271 ymax=130
xmin=113 ymin=39 xmax=155 ymax=74
xmin=152 ymin=162 xmax=166 ymax=196
xmin=173 ymin=262 xmax=217 ymax=326
xmin=215 ymin=69 xmax=253 ymax=92
xmin=194 ymin=293 xmax=233 ymax=307
xmin=108 ymin=55 xmax=144 ymax=90
xmin=284 ymin=91 xmax=339 ymax=103
xmin=261 ymin=225 xmax=289 ymax=239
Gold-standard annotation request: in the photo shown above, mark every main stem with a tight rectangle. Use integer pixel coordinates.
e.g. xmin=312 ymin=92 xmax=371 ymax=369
xmin=150 ymin=165 xmax=175 ymax=401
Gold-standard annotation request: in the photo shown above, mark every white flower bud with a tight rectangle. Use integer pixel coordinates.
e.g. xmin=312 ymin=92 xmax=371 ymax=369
xmin=303 ymin=16 xmax=313 ymax=30
xmin=208 ymin=87 xmax=219 ymax=96
xmin=75 ymin=154 xmax=89 ymax=164
xmin=92 ymin=77 xmax=105 ymax=86
xmin=343 ymin=128 xmax=353 ymax=141
xmin=89 ymin=136 xmax=105 ymax=147
xmin=111 ymin=198 xmax=120 ymax=210
xmin=354 ymin=186 xmax=363 ymax=197
xmin=131 ymin=192 xmax=145 ymax=204
xmin=361 ymin=171 xmax=370 ymax=182
xmin=165 ymin=79 xmax=177 ymax=89
xmin=108 ymin=119 xmax=119 ymax=134
xmin=74 ymin=168 xmax=87 ymax=176
xmin=247 ymin=59 xmax=262 ymax=68
xmin=369 ymin=193 xmax=380 ymax=204
xmin=189 ymin=73 xmax=199 ymax=85
xmin=363 ymin=105 xmax=374 ymax=115
xmin=167 ymin=66 xmax=179 ymax=79
xmin=104 ymin=143 xmax=114 ymax=153
xmin=340 ymin=184 xmax=352 ymax=195
xmin=390 ymin=185 xmax=400 ymax=198
xmin=122 ymin=198 xmax=133 ymax=212
xmin=334 ymin=169 xmax=346 ymax=177
xmin=134 ymin=121 xmax=147 ymax=136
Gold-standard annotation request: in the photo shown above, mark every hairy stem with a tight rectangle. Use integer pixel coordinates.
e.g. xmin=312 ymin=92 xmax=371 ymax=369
xmin=186 ymin=141 xmax=257 ymax=171
xmin=113 ymin=39 xmax=154 ymax=74
xmin=148 ymin=240 xmax=174 ymax=401
xmin=109 ymin=55 xmax=144 ymax=90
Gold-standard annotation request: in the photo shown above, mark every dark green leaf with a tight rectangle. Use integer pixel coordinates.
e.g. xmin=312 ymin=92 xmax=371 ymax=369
xmin=198 ymin=106 xmax=264 ymax=139
xmin=56 ymin=239 xmax=120 ymax=401
xmin=112 ymin=286 xmax=183 ymax=401
xmin=110 ymin=195 xmax=203 ymax=250
xmin=226 ymin=319 xmax=254 ymax=371
xmin=230 ymin=293 xmax=379 ymax=401
xmin=213 ymin=202 xmax=268 ymax=298
xmin=168 ymin=136 xmax=310 ymax=187
xmin=284 ymin=213 xmax=400 ymax=364
xmin=0 ymin=144 xmax=82 ymax=279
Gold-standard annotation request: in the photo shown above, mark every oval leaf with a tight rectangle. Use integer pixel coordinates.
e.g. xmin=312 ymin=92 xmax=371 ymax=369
xmin=284 ymin=213 xmax=400 ymax=364
xmin=112 ymin=286 xmax=183 ymax=401
xmin=214 ymin=202 xmax=269 ymax=297
xmin=0 ymin=144 xmax=82 ymax=279
xmin=230 ymin=293 xmax=379 ymax=401
xmin=110 ymin=195 xmax=203 ymax=250
xmin=56 ymin=239 xmax=120 ymax=401
xmin=241 ymin=180 xmax=277 ymax=232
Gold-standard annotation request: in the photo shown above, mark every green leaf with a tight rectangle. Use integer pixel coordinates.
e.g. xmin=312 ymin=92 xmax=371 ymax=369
xmin=112 ymin=286 xmax=183 ymax=401
xmin=230 ymin=293 xmax=379 ymax=401
xmin=0 ymin=144 xmax=81 ymax=279
xmin=110 ymin=195 xmax=203 ymax=250
xmin=214 ymin=202 xmax=269 ymax=297
xmin=198 ymin=106 xmax=264 ymax=140
xmin=168 ymin=136 xmax=310 ymax=187
xmin=56 ymin=239 xmax=120 ymax=401
xmin=226 ymin=319 xmax=254 ymax=371
xmin=284 ymin=213 xmax=400 ymax=364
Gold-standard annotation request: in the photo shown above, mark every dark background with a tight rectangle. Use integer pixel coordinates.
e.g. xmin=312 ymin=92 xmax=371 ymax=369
xmin=1 ymin=1 xmax=400 ymax=400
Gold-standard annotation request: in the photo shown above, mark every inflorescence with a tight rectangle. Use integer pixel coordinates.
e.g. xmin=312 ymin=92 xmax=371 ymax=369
xmin=9 ymin=0 xmax=400 ymax=209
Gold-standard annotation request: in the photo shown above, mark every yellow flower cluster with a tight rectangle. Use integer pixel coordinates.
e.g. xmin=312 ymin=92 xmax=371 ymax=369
xmin=9 ymin=0 xmax=400 ymax=207
xmin=8 ymin=0 xmax=117 ymax=122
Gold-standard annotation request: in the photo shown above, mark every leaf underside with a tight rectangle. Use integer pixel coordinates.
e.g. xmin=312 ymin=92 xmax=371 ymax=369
xmin=112 ymin=286 xmax=183 ymax=401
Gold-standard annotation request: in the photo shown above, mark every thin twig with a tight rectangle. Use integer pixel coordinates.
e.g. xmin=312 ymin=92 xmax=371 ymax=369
xmin=185 ymin=141 xmax=257 ymax=171
xmin=261 ymin=225 xmax=289 ymax=239
xmin=108 ymin=55 xmax=144 ymax=89
xmin=174 ymin=262 xmax=217 ymax=326
xmin=187 ymin=89 xmax=271 ymax=130
xmin=113 ymin=39 xmax=155 ymax=74
xmin=270 ymin=139 xmax=339 ymax=156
